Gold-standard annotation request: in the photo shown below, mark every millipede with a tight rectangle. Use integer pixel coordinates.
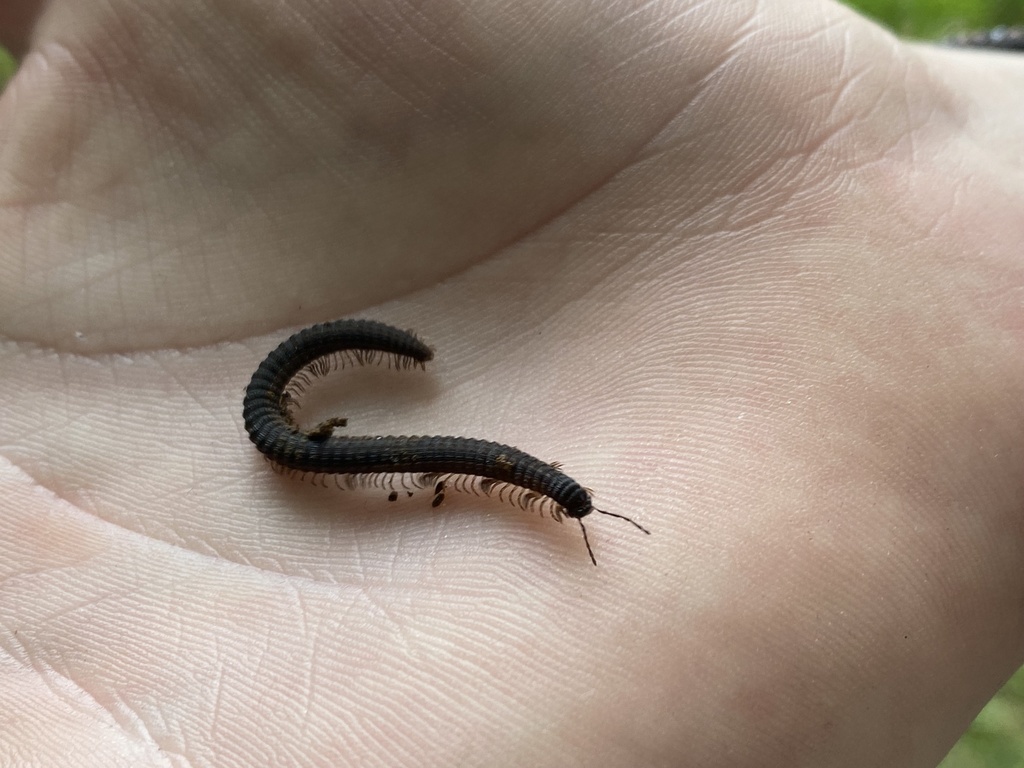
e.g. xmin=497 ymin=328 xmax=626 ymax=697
xmin=945 ymin=26 xmax=1024 ymax=51
xmin=242 ymin=318 xmax=649 ymax=565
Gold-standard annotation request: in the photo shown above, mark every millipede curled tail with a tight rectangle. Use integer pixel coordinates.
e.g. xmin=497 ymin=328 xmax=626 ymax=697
xmin=242 ymin=318 xmax=649 ymax=565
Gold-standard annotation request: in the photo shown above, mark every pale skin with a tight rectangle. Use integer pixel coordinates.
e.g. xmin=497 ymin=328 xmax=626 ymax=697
xmin=0 ymin=0 xmax=1022 ymax=765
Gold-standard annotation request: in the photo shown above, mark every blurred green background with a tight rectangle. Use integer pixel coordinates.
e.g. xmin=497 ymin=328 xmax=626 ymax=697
xmin=0 ymin=1 xmax=1021 ymax=766
xmin=850 ymin=0 xmax=1024 ymax=37
xmin=0 ymin=46 xmax=15 ymax=86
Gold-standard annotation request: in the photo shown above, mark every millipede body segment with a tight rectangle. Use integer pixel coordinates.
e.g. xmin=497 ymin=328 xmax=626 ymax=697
xmin=946 ymin=26 xmax=1024 ymax=50
xmin=242 ymin=319 xmax=648 ymax=564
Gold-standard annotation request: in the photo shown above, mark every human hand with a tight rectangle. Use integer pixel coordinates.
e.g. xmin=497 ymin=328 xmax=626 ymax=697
xmin=1 ymin=1 xmax=1022 ymax=766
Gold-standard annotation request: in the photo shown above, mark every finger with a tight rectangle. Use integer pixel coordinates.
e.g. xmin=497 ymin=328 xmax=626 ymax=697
xmin=914 ymin=41 xmax=1024 ymax=167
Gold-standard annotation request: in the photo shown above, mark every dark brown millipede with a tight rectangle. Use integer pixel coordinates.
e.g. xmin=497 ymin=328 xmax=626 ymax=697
xmin=242 ymin=318 xmax=649 ymax=565
xmin=945 ymin=26 xmax=1024 ymax=50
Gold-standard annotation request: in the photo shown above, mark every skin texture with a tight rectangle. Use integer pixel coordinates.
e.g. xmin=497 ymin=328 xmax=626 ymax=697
xmin=0 ymin=0 xmax=1022 ymax=765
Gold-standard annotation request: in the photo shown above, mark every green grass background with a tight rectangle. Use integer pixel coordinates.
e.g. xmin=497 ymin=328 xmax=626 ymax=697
xmin=0 ymin=46 xmax=15 ymax=86
xmin=851 ymin=0 xmax=1024 ymax=37
xmin=0 ymin=2 xmax=1021 ymax=766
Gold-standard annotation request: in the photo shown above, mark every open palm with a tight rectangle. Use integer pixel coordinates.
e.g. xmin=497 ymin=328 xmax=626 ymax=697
xmin=1 ymin=1 xmax=1022 ymax=766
